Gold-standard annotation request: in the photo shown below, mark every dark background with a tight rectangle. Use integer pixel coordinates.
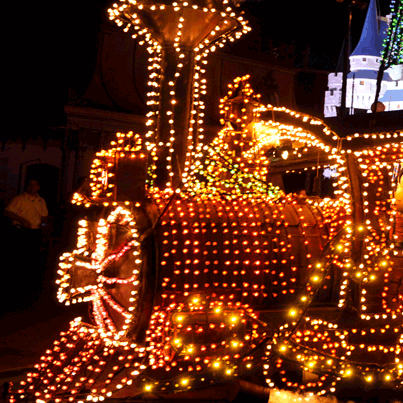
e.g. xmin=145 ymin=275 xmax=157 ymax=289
xmin=8 ymin=0 xmax=394 ymax=133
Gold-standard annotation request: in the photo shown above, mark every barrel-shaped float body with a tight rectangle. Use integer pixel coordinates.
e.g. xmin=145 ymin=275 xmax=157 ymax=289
xmin=60 ymin=194 xmax=345 ymax=341
xmin=151 ymin=194 xmax=339 ymax=312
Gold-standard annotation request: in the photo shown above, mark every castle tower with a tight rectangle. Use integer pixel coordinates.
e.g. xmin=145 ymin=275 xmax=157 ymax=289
xmin=323 ymin=0 xmax=403 ymax=117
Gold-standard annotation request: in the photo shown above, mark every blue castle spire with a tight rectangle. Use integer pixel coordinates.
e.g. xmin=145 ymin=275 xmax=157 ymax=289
xmin=324 ymin=0 xmax=402 ymax=117
xmin=350 ymin=0 xmax=388 ymax=57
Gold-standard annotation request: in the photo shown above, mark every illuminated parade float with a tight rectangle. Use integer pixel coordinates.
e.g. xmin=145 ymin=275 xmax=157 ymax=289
xmin=10 ymin=0 xmax=402 ymax=402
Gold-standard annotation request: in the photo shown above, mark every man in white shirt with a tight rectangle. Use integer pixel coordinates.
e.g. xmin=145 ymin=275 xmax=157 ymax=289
xmin=5 ymin=179 xmax=48 ymax=229
xmin=4 ymin=180 xmax=49 ymax=306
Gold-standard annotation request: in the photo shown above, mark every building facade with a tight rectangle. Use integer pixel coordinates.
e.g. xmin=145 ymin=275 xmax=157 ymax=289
xmin=1 ymin=19 xmax=301 ymax=214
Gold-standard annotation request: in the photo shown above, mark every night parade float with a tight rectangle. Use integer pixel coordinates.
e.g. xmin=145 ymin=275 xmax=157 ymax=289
xmin=9 ymin=1 xmax=402 ymax=402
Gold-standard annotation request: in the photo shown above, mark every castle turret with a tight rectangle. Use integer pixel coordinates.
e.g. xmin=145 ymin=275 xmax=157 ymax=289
xmin=349 ymin=0 xmax=388 ymax=72
xmin=323 ymin=0 xmax=402 ymax=117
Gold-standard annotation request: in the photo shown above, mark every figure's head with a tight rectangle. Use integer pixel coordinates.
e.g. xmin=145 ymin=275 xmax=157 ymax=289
xmin=26 ymin=179 xmax=41 ymax=195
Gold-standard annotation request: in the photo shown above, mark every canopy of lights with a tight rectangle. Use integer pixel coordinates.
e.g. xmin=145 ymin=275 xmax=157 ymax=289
xmin=10 ymin=1 xmax=403 ymax=402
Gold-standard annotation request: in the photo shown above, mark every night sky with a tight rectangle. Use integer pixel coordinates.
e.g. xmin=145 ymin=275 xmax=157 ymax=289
xmin=230 ymin=0 xmax=393 ymax=68
xmin=9 ymin=0 xmax=394 ymax=132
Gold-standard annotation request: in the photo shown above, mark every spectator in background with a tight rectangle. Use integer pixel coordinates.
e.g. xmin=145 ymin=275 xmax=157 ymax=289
xmin=5 ymin=179 xmax=48 ymax=232
xmin=4 ymin=179 xmax=49 ymax=300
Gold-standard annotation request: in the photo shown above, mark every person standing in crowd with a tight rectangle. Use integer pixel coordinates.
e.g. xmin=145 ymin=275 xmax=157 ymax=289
xmin=3 ymin=179 xmax=49 ymax=308
xmin=5 ymin=179 xmax=49 ymax=259
xmin=5 ymin=179 xmax=48 ymax=231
